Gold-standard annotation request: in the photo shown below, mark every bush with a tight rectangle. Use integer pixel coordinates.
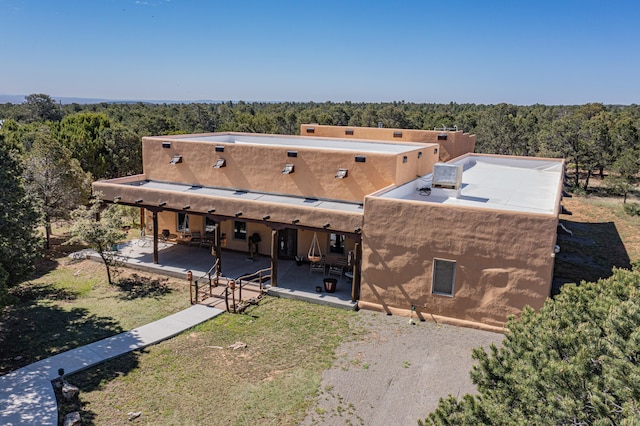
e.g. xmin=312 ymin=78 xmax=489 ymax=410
xmin=623 ymin=202 xmax=640 ymax=216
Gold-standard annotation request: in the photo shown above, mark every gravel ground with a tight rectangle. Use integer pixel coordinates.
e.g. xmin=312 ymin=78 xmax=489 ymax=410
xmin=301 ymin=310 xmax=504 ymax=426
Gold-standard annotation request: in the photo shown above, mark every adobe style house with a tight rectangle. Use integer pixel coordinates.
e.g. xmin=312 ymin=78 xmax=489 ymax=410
xmin=93 ymin=125 xmax=563 ymax=332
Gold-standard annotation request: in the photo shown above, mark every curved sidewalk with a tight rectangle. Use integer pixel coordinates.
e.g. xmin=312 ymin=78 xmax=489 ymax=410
xmin=0 ymin=304 xmax=224 ymax=425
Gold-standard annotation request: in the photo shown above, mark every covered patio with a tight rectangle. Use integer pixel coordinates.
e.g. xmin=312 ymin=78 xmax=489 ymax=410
xmin=107 ymin=239 xmax=357 ymax=310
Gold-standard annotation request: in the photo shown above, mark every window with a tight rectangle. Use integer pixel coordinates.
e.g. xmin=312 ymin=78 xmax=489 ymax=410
xmin=234 ymin=221 xmax=247 ymax=240
xmin=432 ymin=259 xmax=456 ymax=296
xmin=329 ymin=233 xmax=346 ymax=255
xmin=177 ymin=213 xmax=190 ymax=233
xmin=205 ymin=217 xmax=216 ymax=235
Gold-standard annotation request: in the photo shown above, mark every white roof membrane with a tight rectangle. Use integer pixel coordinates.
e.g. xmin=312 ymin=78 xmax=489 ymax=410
xmin=378 ymin=155 xmax=563 ymax=215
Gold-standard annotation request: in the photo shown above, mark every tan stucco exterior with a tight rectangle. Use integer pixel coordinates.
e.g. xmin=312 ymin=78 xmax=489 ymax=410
xmin=359 ymin=196 xmax=559 ymax=331
xmin=93 ymin=127 xmax=562 ymax=331
xmin=301 ymin=124 xmax=476 ymax=162
xmin=142 ymin=132 xmax=438 ymax=203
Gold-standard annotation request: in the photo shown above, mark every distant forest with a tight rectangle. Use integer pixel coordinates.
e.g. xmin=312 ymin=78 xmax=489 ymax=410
xmin=1 ymin=95 xmax=639 ymax=195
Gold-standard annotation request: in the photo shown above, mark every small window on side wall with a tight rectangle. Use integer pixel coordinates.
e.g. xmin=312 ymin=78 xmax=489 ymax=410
xmin=432 ymin=258 xmax=456 ymax=296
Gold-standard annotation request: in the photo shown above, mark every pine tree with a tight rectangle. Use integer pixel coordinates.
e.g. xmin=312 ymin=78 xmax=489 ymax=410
xmin=423 ymin=268 xmax=640 ymax=425
xmin=0 ymin=135 xmax=42 ymax=305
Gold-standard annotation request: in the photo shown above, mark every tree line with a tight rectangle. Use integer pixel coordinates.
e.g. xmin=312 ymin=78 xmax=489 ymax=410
xmin=1 ymin=94 xmax=640 ymax=423
xmin=0 ymin=94 xmax=639 ymax=299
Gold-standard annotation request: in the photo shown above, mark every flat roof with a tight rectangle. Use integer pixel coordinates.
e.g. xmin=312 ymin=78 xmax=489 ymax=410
xmin=377 ymin=155 xmax=563 ymax=214
xmin=160 ymin=133 xmax=432 ymax=154
xmin=124 ymin=180 xmax=364 ymax=214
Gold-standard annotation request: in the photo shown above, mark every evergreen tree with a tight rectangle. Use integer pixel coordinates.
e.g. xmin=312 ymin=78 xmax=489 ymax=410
xmin=423 ymin=268 xmax=640 ymax=425
xmin=0 ymin=135 xmax=42 ymax=305
xmin=23 ymin=127 xmax=92 ymax=248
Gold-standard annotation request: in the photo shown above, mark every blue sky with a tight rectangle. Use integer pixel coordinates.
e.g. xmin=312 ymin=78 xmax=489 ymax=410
xmin=1 ymin=0 xmax=638 ymax=105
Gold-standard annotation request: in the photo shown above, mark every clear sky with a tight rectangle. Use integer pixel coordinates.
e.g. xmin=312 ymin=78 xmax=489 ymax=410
xmin=1 ymin=0 xmax=638 ymax=105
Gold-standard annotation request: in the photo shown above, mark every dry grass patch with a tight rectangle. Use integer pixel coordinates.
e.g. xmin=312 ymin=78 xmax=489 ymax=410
xmin=554 ymin=195 xmax=640 ymax=287
xmin=61 ymin=297 xmax=355 ymax=425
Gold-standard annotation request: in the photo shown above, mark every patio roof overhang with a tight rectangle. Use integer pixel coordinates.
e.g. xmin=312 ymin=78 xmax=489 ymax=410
xmin=93 ymin=175 xmax=364 ymax=236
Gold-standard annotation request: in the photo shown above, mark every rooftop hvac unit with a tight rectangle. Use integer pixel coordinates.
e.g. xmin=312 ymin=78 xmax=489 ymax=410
xmin=432 ymin=163 xmax=463 ymax=190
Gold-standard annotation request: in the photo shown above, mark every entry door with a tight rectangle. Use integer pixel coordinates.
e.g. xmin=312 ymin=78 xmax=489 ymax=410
xmin=278 ymin=228 xmax=298 ymax=258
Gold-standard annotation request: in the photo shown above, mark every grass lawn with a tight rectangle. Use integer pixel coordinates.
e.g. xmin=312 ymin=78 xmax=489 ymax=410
xmin=0 ymin=240 xmax=191 ymax=375
xmin=60 ymin=297 xmax=355 ymax=425
xmin=554 ymin=195 xmax=640 ymax=286
xmin=2 ymin=196 xmax=639 ymax=424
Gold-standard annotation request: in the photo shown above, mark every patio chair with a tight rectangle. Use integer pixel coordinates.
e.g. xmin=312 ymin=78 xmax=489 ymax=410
xmin=310 ymin=256 xmax=326 ymax=274
xmin=329 ymin=257 xmax=348 ymax=277
xmin=189 ymin=231 xmax=202 ymax=246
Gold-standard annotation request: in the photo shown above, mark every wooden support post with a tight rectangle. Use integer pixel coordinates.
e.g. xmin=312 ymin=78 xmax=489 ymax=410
xmin=140 ymin=207 xmax=145 ymax=231
xmin=152 ymin=210 xmax=159 ymax=264
xmin=352 ymin=241 xmax=361 ymax=302
xmin=214 ymin=223 xmax=222 ymax=275
xmin=271 ymin=228 xmax=278 ymax=287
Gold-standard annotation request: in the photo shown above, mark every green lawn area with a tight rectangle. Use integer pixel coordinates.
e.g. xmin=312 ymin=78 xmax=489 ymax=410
xmin=3 ymin=195 xmax=639 ymax=424
xmin=0 ymin=244 xmax=357 ymax=425
xmin=61 ymin=297 xmax=355 ymax=425
xmin=0 ymin=257 xmax=191 ymax=376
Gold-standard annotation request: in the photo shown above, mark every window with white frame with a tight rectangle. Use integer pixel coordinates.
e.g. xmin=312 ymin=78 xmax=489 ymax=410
xmin=329 ymin=233 xmax=346 ymax=255
xmin=432 ymin=258 xmax=456 ymax=296
xmin=234 ymin=221 xmax=247 ymax=240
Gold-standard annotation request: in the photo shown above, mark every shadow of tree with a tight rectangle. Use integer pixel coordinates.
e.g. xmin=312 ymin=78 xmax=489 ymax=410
xmin=0 ymin=299 xmax=123 ymax=375
xmin=114 ymin=274 xmax=173 ymax=300
xmin=553 ymin=221 xmax=631 ymax=293
xmin=30 ymin=235 xmax=89 ymax=281
xmin=57 ymin=350 xmax=144 ymax=425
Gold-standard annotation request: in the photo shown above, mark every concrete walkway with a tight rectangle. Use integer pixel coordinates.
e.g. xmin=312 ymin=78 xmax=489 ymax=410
xmin=0 ymin=304 xmax=224 ymax=425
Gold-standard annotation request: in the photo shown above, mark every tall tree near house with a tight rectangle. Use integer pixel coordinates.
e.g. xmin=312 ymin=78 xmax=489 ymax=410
xmin=23 ymin=128 xmax=92 ymax=248
xmin=52 ymin=112 xmax=112 ymax=179
xmin=67 ymin=197 xmax=127 ymax=285
xmin=422 ymin=268 xmax=640 ymax=426
xmin=0 ymin=134 xmax=42 ymax=306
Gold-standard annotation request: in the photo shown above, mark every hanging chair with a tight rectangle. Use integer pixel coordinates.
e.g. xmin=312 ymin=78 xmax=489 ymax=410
xmin=308 ymin=232 xmax=322 ymax=263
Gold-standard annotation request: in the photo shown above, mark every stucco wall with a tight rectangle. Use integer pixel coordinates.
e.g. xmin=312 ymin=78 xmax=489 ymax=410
xmin=360 ymin=196 xmax=558 ymax=329
xmin=301 ymin=124 xmax=476 ymax=162
xmin=141 ymin=134 xmax=431 ymax=203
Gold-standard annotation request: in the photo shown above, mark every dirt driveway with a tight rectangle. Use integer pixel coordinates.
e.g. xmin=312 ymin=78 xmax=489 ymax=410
xmin=301 ymin=310 xmax=504 ymax=426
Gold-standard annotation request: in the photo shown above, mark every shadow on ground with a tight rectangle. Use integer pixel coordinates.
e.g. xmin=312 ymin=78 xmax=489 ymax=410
xmin=0 ymin=292 xmax=123 ymax=374
xmin=553 ymin=220 xmax=631 ymax=293
xmin=57 ymin=351 xmax=143 ymax=425
xmin=114 ymin=274 xmax=173 ymax=300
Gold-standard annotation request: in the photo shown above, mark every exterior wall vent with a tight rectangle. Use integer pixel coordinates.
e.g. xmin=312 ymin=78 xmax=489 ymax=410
xmin=215 ymin=145 xmax=225 ymax=152
xmin=432 ymin=163 xmax=463 ymax=190
xmin=355 ymin=155 xmax=366 ymax=163
xmin=287 ymin=150 xmax=298 ymax=158
xmin=345 ymin=129 xmax=354 ymax=135
xmin=393 ymin=131 xmax=403 ymax=138
xmin=162 ymin=142 xmax=171 ymax=149
xmin=438 ymin=133 xmax=447 ymax=141
xmin=306 ymin=127 xmax=315 ymax=133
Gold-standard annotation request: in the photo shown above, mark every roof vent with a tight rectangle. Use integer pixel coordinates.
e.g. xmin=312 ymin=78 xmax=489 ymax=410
xmin=432 ymin=163 xmax=463 ymax=190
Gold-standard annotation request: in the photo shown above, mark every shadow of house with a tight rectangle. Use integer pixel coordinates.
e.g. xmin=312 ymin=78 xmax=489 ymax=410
xmin=553 ymin=220 xmax=631 ymax=293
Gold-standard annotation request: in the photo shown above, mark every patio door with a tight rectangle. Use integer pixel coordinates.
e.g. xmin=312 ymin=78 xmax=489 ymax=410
xmin=278 ymin=228 xmax=297 ymax=259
